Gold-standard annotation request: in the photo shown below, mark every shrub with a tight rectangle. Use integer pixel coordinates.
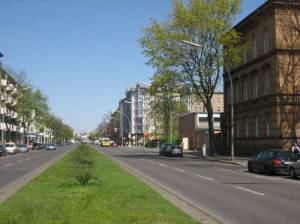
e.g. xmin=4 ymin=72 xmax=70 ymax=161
xmin=69 ymin=144 xmax=96 ymax=185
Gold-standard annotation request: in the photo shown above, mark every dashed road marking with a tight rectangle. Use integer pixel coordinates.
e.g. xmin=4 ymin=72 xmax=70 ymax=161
xmin=4 ymin=163 xmax=13 ymax=168
xmin=234 ymin=186 xmax=265 ymax=196
xmin=196 ymin=174 xmax=215 ymax=181
xmin=174 ymin=168 xmax=185 ymax=173
xmin=219 ymin=168 xmax=236 ymax=173
xmin=159 ymin=163 xmax=167 ymax=168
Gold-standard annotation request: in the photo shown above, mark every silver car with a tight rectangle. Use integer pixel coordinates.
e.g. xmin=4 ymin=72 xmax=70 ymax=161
xmin=17 ymin=144 xmax=29 ymax=153
xmin=288 ymin=160 xmax=300 ymax=179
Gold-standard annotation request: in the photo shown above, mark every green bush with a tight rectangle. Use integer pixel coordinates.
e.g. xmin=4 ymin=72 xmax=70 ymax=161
xmin=69 ymin=144 xmax=96 ymax=185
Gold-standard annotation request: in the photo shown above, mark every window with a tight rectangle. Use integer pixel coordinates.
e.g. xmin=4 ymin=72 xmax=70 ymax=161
xmin=253 ymin=74 xmax=258 ymax=98
xmin=245 ymin=118 xmax=249 ymax=138
xmin=236 ymin=119 xmax=239 ymax=138
xmin=243 ymin=78 xmax=248 ymax=101
xmin=266 ymin=116 xmax=271 ymax=137
xmin=243 ymin=48 xmax=247 ymax=63
xmin=235 ymin=80 xmax=239 ymax=103
xmin=255 ymin=115 xmax=259 ymax=137
xmin=252 ymin=36 xmax=257 ymax=58
xmin=264 ymin=29 xmax=269 ymax=54
xmin=264 ymin=70 xmax=270 ymax=95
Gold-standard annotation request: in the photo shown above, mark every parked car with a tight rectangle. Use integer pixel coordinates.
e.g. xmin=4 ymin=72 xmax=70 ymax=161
xmin=159 ymin=144 xmax=183 ymax=157
xmin=0 ymin=145 xmax=7 ymax=156
xmin=286 ymin=159 xmax=300 ymax=179
xmin=33 ymin=143 xmax=43 ymax=150
xmin=17 ymin=144 xmax=29 ymax=153
xmin=248 ymin=150 xmax=298 ymax=175
xmin=46 ymin=144 xmax=56 ymax=150
xmin=5 ymin=142 xmax=18 ymax=154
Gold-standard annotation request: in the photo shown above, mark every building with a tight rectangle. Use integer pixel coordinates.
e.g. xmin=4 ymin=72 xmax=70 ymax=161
xmin=179 ymin=112 xmax=221 ymax=151
xmin=186 ymin=92 xmax=224 ymax=113
xmin=222 ymin=0 xmax=300 ymax=155
xmin=0 ymin=67 xmax=25 ymax=144
xmin=123 ymin=83 xmax=154 ymax=145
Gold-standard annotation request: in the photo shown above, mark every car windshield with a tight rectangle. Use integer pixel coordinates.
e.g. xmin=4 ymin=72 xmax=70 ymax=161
xmin=5 ymin=144 xmax=14 ymax=147
xmin=277 ymin=152 xmax=293 ymax=160
xmin=18 ymin=145 xmax=27 ymax=147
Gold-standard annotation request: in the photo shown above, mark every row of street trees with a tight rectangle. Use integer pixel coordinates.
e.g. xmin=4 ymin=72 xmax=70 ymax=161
xmin=9 ymin=70 xmax=74 ymax=143
xmin=140 ymin=0 xmax=243 ymax=154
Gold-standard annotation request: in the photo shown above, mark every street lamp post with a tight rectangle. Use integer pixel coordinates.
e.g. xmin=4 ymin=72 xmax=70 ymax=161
xmin=182 ymin=40 xmax=235 ymax=161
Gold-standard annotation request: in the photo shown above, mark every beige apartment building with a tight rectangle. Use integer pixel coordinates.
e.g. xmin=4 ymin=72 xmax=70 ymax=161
xmin=222 ymin=0 xmax=300 ymax=155
xmin=187 ymin=92 xmax=224 ymax=113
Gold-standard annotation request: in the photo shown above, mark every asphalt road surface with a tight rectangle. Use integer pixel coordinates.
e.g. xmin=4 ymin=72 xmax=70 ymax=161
xmin=97 ymin=146 xmax=300 ymax=224
xmin=0 ymin=144 xmax=75 ymax=193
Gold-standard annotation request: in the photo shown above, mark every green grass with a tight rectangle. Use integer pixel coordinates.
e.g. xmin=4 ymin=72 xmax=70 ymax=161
xmin=0 ymin=145 xmax=199 ymax=224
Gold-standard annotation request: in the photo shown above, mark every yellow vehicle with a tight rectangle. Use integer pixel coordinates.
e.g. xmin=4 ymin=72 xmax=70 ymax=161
xmin=101 ymin=138 xmax=111 ymax=147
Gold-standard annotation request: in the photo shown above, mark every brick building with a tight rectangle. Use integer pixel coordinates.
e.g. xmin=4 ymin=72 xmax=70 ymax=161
xmin=222 ymin=0 xmax=300 ymax=155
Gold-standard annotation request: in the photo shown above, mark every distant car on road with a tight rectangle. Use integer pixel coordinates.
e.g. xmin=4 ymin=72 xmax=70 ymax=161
xmin=248 ymin=150 xmax=298 ymax=175
xmin=33 ymin=143 xmax=43 ymax=150
xmin=0 ymin=145 xmax=7 ymax=156
xmin=5 ymin=142 xmax=18 ymax=154
xmin=159 ymin=144 xmax=183 ymax=157
xmin=17 ymin=144 xmax=29 ymax=153
xmin=101 ymin=138 xmax=111 ymax=147
xmin=46 ymin=144 xmax=56 ymax=150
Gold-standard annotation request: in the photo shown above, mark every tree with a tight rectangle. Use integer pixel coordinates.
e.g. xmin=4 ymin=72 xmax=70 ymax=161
xmin=140 ymin=0 xmax=242 ymax=154
xmin=149 ymin=72 xmax=188 ymax=143
xmin=45 ymin=114 xmax=74 ymax=143
xmin=16 ymin=88 xmax=49 ymax=136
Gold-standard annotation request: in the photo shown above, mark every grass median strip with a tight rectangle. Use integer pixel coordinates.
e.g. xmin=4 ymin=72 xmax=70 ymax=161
xmin=0 ymin=144 xmax=199 ymax=224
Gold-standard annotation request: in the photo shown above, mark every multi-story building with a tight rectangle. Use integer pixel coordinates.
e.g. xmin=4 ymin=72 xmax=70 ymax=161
xmin=0 ymin=67 xmax=24 ymax=144
xmin=123 ymin=83 xmax=154 ymax=145
xmin=222 ymin=0 xmax=300 ymax=155
xmin=186 ymin=92 xmax=224 ymax=113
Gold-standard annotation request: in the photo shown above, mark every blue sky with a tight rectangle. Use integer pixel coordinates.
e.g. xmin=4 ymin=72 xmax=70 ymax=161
xmin=0 ymin=0 xmax=266 ymax=133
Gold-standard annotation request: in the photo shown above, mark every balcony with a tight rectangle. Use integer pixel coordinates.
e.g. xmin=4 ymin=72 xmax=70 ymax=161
xmin=1 ymin=79 xmax=7 ymax=87
xmin=6 ymin=97 xmax=14 ymax=104
xmin=1 ymin=94 xmax=7 ymax=101
xmin=0 ymin=108 xmax=6 ymax=115
xmin=6 ymin=84 xmax=14 ymax=91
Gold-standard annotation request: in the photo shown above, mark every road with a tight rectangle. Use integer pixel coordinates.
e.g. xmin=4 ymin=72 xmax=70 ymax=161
xmin=0 ymin=144 xmax=75 ymax=198
xmin=97 ymin=146 xmax=300 ymax=224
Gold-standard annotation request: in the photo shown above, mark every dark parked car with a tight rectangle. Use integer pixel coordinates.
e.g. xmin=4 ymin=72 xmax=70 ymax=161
xmin=248 ymin=150 xmax=298 ymax=175
xmin=159 ymin=144 xmax=183 ymax=157
xmin=33 ymin=143 xmax=43 ymax=150
xmin=0 ymin=145 xmax=7 ymax=157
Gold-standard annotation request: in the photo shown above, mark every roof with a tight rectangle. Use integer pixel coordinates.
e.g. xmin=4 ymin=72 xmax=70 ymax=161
xmin=234 ymin=0 xmax=300 ymax=31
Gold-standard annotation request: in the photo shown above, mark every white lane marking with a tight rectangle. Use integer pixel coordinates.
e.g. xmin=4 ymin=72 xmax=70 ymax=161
xmin=196 ymin=174 xmax=215 ymax=181
xmin=234 ymin=186 xmax=265 ymax=196
xmin=16 ymin=160 xmax=23 ymax=164
xmin=159 ymin=163 xmax=167 ymax=168
xmin=5 ymin=163 xmax=13 ymax=167
xmin=147 ymin=160 xmax=155 ymax=164
xmin=174 ymin=168 xmax=185 ymax=173
xmin=25 ymin=158 xmax=31 ymax=161
xmin=219 ymin=168 xmax=236 ymax=173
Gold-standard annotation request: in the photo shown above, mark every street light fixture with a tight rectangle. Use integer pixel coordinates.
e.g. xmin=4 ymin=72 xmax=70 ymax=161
xmin=182 ymin=40 xmax=235 ymax=161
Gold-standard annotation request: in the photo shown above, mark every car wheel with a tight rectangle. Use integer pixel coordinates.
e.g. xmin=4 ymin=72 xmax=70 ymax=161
xmin=248 ymin=162 xmax=254 ymax=173
xmin=290 ymin=168 xmax=297 ymax=179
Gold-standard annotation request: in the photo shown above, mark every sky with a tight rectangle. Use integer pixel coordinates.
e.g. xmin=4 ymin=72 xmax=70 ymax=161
xmin=0 ymin=0 xmax=266 ymax=133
